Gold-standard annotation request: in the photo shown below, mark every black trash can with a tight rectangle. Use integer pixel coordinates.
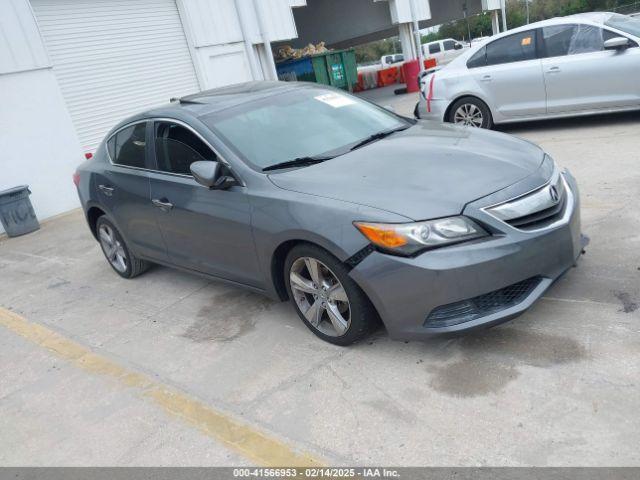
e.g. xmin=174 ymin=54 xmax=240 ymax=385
xmin=0 ymin=186 xmax=40 ymax=237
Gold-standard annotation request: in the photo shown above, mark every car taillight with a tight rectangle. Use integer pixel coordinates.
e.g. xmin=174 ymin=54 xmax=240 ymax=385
xmin=73 ymin=172 xmax=80 ymax=187
xmin=85 ymin=152 xmax=93 ymax=159
xmin=426 ymin=74 xmax=436 ymax=113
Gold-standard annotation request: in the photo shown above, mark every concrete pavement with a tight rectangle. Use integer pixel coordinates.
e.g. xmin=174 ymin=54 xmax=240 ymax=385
xmin=0 ymin=92 xmax=639 ymax=466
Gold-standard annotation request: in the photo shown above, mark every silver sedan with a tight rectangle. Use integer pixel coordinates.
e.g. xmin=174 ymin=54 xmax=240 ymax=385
xmin=416 ymin=12 xmax=640 ymax=128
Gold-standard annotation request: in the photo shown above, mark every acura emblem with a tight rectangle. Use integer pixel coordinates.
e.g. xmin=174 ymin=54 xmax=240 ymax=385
xmin=549 ymin=186 xmax=559 ymax=203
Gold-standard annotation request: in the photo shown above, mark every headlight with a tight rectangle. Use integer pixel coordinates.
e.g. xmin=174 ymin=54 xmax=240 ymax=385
xmin=354 ymin=216 xmax=488 ymax=256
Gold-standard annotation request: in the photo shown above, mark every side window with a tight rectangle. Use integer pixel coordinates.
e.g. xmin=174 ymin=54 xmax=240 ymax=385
xmin=466 ymin=47 xmax=487 ymax=68
xmin=154 ymin=122 xmax=216 ymax=175
xmin=111 ymin=123 xmax=147 ymax=169
xmin=542 ymin=24 xmax=576 ymax=57
xmin=429 ymin=43 xmax=442 ymax=54
xmin=486 ymin=30 xmax=537 ymax=66
xmin=567 ymin=24 xmax=605 ymax=54
xmin=443 ymin=40 xmax=456 ymax=51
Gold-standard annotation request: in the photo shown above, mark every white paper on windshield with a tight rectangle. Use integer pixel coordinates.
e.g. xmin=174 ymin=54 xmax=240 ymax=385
xmin=314 ymin=93 xmax=356 ymax=108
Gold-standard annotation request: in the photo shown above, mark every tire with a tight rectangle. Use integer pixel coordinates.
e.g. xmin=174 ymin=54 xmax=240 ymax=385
xmin=284 ymin=243 xmax=378 ymax=346
xmin=448 ymin=96 xmax=494 ymax=129
xmin=96 ymin=216 xmax=150 ymax=279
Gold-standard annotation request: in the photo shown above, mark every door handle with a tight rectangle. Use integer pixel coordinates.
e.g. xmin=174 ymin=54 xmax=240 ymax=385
xmin=152 ymin=198 xmax=173 ymax=211
xmin=547 ymin=66 xmax=561 ymax=73
xmin=98 ymin=184 xmax=114 ymax=196
xmin=481 ymin=74 xmax=492 ymax=82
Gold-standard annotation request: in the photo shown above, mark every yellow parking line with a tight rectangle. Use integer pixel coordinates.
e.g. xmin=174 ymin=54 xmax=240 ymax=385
xmin=0 ymin=307 xmax=324 ymax=467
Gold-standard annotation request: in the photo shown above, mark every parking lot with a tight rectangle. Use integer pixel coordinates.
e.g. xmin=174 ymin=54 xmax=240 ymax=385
xmin=1 ymin=89 xmax=639 ymax=466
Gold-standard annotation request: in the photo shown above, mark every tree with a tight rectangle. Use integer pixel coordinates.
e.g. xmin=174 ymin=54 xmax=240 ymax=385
xmin=355 ymin=0 xmax=624 ymax=64
xmin=426 ymin=0 xmax=623 ymax=41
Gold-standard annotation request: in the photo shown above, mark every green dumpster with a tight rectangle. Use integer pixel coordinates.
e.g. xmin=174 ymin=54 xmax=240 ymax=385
xmin=276 ymin=49 xmax=357 ymax=92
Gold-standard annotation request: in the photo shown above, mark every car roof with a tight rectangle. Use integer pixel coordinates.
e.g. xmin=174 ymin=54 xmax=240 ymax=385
xmin=446 ymin=11 xmax=624 ymax=68
xmin=492 ymin=11 xmax=616 ymax=36
xmin=108 ymin=81 xmax=314 ymax=134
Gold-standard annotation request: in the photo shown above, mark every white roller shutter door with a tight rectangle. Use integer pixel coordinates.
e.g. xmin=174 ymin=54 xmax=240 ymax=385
xmin=31 ymin=0 xmax=201 ymax=152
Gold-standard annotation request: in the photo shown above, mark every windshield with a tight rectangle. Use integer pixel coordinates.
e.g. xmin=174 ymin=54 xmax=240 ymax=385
xmin=201 ymin=87 xmax=407 ymax=171
xmin=605 ymin=13 xmax=640 ymax=37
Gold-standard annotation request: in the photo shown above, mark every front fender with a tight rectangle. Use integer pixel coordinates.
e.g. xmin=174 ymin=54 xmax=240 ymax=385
xmin=249 ymin=189 xmax=410 ymax=298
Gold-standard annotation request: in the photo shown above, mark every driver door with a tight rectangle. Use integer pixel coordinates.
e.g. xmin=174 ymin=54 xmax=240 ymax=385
xmin=541 ymin=24 xmax=640 ymax=113
xmin=148 ymin=120 xmax=262 ymax=287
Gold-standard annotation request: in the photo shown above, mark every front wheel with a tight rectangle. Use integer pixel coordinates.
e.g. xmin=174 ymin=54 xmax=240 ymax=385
xmin=448 ymin=97 xmax=493 ymax=129
xmin=284 ymin=244 xmax=378 ymax=346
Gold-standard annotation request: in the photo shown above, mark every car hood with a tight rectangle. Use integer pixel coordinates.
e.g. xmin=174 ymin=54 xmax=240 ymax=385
xmin=268 ymin=121 xmax=545 ymax=220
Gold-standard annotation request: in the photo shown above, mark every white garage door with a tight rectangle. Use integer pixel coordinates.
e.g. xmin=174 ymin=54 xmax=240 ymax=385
xmin=31 ymin=0 xmax=201 ymax=152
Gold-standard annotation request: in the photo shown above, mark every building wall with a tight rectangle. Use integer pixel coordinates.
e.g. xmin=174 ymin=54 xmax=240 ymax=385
xmin=179 ymin=0 xmax=302 ymax=88
xmin=388 ymin=0 xmax=432 ymax=24
xmin=0 ymin=0 xmax=49 ymax=74
xmin=0 ymin=0 xmax=84 ymax=234
xmin=1 ymin=0 xmax=303 ymax=232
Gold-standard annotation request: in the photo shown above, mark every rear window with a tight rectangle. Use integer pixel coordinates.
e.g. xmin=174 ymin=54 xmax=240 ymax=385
xmin=109 ymin=123 xmax=146 ymax=169
xmin=429 ymin=43 xmax=441 ymax=54
xmin=443 ymin=40 xmax=456 ymax=51
xmin=486 ymin=30 xmax=537 ymax=65
xmin=466 ymin=47 xmax=487 ymax=68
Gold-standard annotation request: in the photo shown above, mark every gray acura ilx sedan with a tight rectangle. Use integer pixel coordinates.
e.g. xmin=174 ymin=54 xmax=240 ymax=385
xmin=75 ymin=81 xmax=585 ymax=345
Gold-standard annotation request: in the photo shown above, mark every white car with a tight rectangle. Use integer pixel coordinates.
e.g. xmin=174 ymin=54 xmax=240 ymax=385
xmin=421 ymin=38 xmax=468 ymax=65
xmin=470 ymin=36 xmax=491 ymax=46
xmin=380 ymin=53 xmax=405 ymax=68
xmin=416 ymin=12 xmax=640 ymax=128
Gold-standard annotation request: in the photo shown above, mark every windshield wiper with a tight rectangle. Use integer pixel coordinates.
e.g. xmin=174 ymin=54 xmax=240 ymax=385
xmin=262 ymin=155 xmax=334 ymax=172
xmin=350 ymin=125 xmax=410 ymax=151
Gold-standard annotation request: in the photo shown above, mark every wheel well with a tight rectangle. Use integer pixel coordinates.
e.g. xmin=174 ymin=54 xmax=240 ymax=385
xmin=271 ymin=240 xmax=306 ymax=301
xmin=444 ymin=95 xmax=492 ymax=123
xmin=87 ymin=206 xmax=106 ymax=239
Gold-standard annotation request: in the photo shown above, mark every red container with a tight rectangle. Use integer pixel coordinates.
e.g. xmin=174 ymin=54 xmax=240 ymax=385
xmin=424 ymin=58 xmax=437 ymax=70
xmin=402 ymin=59 xmax=420 ymax=93
xmin=377 ymin=66 xmax=400 ymax=87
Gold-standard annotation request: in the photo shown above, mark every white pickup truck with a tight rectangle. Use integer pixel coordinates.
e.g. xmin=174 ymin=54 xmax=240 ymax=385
xmin=421 ymin=38 xmax=468 ymax=65
xmin=380 ymin=53 xmax=405 ymax=68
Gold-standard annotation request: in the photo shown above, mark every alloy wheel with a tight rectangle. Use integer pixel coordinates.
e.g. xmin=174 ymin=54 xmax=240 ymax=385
xmin=98 ymin=224 xmax=128 ymax=273
xmin=453 ymin=103 xmax=484 ymax=127
xmin=289 ymin=257 xmax=351 ymax=337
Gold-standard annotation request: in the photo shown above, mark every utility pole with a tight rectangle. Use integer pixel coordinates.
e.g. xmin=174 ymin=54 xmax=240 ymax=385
xmin=525 ymin=0 xmax=530 ymax=24
xmin=500 ymin=0 xmax=507 ymax=32
xmin=409 ymin=0 xmax=425 ymax=72
xmin=491 ymin=10 xmax=500 ymax=35
xmin=463 ymin=1 xmax=472 ymax=45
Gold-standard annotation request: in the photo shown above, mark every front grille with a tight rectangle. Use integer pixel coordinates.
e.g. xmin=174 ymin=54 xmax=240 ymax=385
xmin=507 ymin=194 xmax=567 ymax=230
xmin=425 ymin=277 xmax=542 ymax=328
xmin=485 ymin=172 xmax=568 ymax=231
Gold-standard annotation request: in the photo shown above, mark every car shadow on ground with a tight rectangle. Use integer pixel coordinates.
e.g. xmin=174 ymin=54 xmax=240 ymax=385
xmin=496 ymin=110 xmax=640 ymax=134
xmin=361 ymin=318 xmax=590 ymax=398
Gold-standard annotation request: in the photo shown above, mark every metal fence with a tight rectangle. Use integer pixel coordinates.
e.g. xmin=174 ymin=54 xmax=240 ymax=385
xmin=612 ymin=1 xmax=640 ymax=14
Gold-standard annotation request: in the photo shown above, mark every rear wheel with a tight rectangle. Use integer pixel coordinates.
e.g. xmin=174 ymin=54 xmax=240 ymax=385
xmin=449 ymin=97 xmax=493 ymax=129
xmin=96 ymin=216 xmax=150 ymax=279
xmin=284 ymin=244 xmax=377 ymax=346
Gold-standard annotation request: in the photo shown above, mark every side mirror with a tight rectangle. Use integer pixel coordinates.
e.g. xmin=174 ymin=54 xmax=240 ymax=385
xmin=604 ymin=37 xmax=630 ymax=50
xmin=190 ymin=160 xmax=236 ymax=190
xmin=454 ymin=43 xmax=463 ymax=50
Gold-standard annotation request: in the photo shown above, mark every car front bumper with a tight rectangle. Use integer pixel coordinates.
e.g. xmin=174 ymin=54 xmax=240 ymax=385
xmin=415 ymin=98 xmax=448 ymax=122
xmin=349 ymin=171 xmax=584 ymax=340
